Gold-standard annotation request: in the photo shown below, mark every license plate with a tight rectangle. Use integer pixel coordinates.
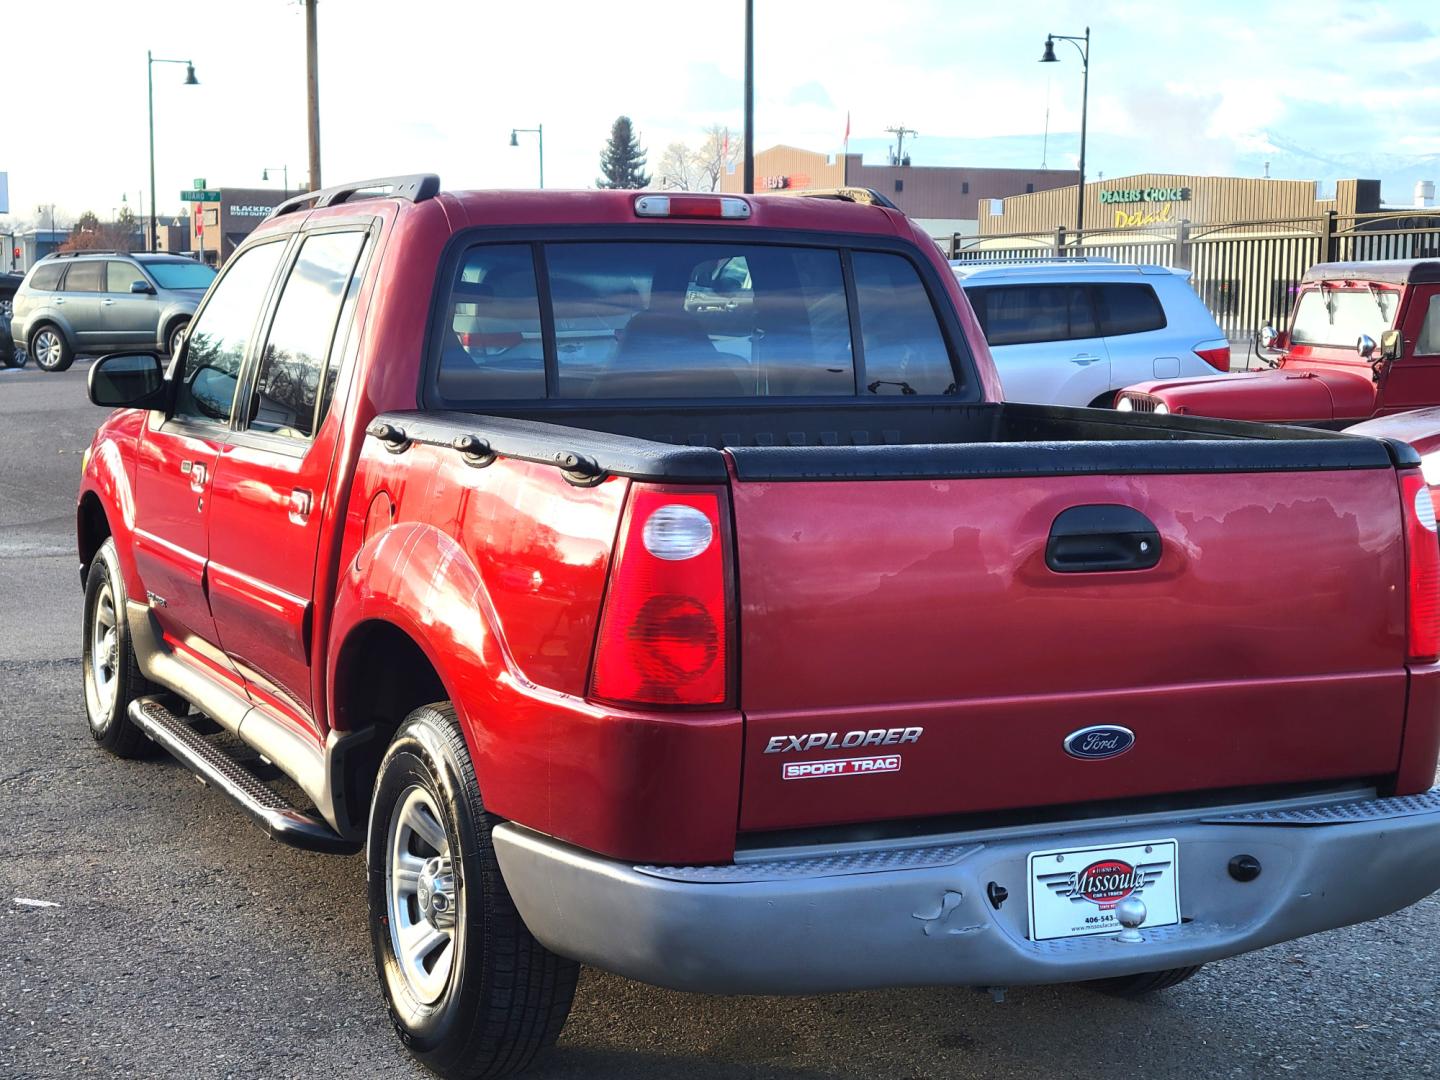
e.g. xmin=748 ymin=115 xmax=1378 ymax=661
xmin=1027 ymin=838 xmax=1179 ymax=941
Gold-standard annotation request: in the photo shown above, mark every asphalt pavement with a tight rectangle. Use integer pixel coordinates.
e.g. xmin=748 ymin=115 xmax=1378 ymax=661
xmin=2 ymin=361 xmax=1437 ymax=1080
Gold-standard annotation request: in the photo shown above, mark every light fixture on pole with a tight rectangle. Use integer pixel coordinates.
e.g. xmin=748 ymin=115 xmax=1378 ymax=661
xmin=1039 ymin=27 xmax=1090 ymax=238
xmin=147 ymin=51 xmax=199 ymax=252
xmin=262 ymin=165 xmax=290 ymax=198
xmin=509 ymin=126 xmax=544 ymax=189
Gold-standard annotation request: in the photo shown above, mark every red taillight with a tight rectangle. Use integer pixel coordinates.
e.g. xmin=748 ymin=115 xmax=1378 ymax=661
xmin=1401 ymin=470 xmax=1440 ymax=663
xmin=1195 ymin=344 xmax=1230 ymax=372
xmin=633 ymin=194 xmax=751 ymax=220
xmin=590 ymin=485 xmax=732 ymax=707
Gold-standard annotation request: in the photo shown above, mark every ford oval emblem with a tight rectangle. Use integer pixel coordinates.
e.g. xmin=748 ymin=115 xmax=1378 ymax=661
xmin=1063 ymin=725 xmax=1135 ymax=760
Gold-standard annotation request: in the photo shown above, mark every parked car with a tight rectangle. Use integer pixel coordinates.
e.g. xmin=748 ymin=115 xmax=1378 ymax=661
xmin=1117 ymin=259 xmax=1440 ymax=422
xmin=11 ymin=251 xmax=215 ymax=372
xmin=0 ymin=270 xmax=24 ymax=319
xmin=951 ymin=259 xmax=1230 ymax=408
xmin=79 ymin=177 xmax=1440 ymax=1079
xmin=0 ymin=311 xmax=18 ymax=368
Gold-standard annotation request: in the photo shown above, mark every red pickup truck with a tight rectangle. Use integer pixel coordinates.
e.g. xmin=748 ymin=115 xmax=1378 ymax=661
xmin=78 ymin=177 xmax=1440 ymax=1079
xmin=1117 ymin=260 xmax=1440 ymax=423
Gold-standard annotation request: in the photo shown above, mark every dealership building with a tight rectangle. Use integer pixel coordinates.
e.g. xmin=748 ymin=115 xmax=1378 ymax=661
xmin=719 ymin=145 xmax=1077 ymax=240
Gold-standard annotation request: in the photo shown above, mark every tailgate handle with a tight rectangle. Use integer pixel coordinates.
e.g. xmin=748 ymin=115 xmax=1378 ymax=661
xmin=1046 ymin=505 xmax=1161 ymax=573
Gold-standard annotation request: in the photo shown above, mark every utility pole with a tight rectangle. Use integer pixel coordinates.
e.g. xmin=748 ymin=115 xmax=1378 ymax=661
xmin=743 ymin=0 xmax=754 ymax=194
xmin=306 ymin=0 xmax=322 ymax=192
xmin=885 ymin=124 xmax=917 ymax=165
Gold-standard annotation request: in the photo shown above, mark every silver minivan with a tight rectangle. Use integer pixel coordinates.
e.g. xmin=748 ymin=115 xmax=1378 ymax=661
xmin=11 ymin=252 xmax=215 ymax=372
xmin=952 ymin=259 xmax=1230 ymax=408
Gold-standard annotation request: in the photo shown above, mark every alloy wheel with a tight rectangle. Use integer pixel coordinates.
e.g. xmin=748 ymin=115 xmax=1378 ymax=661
xmin=385 ymin=785 xmax=460 ymax=1005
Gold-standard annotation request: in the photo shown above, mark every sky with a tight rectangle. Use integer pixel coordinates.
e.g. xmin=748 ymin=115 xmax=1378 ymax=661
xmin=3 ymin=0 xmax=1439 ymax=228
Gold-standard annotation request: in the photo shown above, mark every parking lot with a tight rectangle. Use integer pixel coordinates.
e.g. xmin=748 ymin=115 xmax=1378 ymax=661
xmin=0 ymin=359 xmax=1434 ymax=1079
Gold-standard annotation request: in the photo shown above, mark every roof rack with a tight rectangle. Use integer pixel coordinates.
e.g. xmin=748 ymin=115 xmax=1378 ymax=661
xmin=795 ymin=187 xmax=900 ymax=210
xmin=949 ymin=255 xmax=1117 ymax=267
xmin=269 ymin=173 xmax=441 ymax=219
xmin=46 ymin=250 xmax=123 ymax=259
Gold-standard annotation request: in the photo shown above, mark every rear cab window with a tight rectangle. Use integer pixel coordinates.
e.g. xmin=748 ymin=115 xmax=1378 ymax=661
xmin=429 ymin=234 xmax=970 ymax=404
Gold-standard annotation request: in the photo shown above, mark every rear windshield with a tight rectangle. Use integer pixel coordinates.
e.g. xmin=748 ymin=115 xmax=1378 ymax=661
xmin=142 ymin=260 xmax=217 ymax=291
xmin=1291 ymin=286 xmax=1399 ymax=348
xmin=432 ymin=240 xmax=963 ymax=403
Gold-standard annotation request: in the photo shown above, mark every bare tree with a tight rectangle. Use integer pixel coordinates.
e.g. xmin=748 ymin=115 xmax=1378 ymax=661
xmin=694 ymin=125 xmax=740 ymax=192
xmin=657 ymin=141 xmax=704 ymax=191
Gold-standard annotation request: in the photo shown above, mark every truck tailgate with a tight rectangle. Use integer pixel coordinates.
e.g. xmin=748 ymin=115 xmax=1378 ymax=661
xmin=729 ymin=453 xmax=1408 ymax=833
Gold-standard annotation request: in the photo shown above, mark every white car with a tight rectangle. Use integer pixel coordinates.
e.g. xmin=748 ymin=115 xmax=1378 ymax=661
xmin=951 ymin=259 xmax=1230 ymax=409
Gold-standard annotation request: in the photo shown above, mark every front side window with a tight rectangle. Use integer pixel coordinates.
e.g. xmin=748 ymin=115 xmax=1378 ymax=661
xmin=1291 ymin=286 xmax=1399 ymax=348
xmin=968 ymin=284 xmax=1098 ymax=346
xmin=248 ymin=231 xmax=368 ymax=439
xmin=852 ymin=252 xmax=955 ymax=395
xmin=1414 ymin=294 xmax=1440 ymax=357
xmin=64 ymin=261 xmax=103 ymax=293
xmin=174 ymin=241 xmax=286 ymax=424
xmin=106 ymin=261 xmax=146 ymax=294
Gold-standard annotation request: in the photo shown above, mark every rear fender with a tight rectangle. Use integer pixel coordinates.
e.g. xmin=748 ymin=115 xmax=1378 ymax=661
xmin=77 ymin=411 xmax=147 ymax=597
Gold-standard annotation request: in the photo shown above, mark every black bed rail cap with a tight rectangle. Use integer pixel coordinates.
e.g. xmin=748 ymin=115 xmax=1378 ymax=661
xmin=269 ymin=174 xmax=441 ymax=219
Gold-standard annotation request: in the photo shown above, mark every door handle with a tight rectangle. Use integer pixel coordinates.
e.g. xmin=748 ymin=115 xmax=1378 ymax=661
xmin=1070 ymin=354 xmax=1102 ymax=365
xmin=184 ymin=461 xmax=208 ymax=493
xmin=1046 ymin=504 xmax=1161 ymax=573
xmin=101 ymin=298 xmax=115 ymax=306
xmin=288 ymin=488 xmax=313 ymax=525
xmin=53 ymin=297 xmax=65 ymax=305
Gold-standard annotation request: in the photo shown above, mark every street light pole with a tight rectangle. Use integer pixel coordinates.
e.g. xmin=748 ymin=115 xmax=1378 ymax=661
xmin=146 ymin=51 xmax=198 ymax=252
xmin=743 ymin=0 xmax=754 ymax=194
xmin=306 ymin=0 xmax=322 ymax=192
xmin=509 ymin=127 xmax=544 ymax=188
xmin=263 ymin=165 xmax=290 ymax=198
xmin=1040 ymin=27 xmax=1090 ymax=238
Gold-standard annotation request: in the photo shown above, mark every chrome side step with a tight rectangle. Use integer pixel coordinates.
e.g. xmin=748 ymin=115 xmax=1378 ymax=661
xmin=129 ymin=697 xmax=359 ymax=855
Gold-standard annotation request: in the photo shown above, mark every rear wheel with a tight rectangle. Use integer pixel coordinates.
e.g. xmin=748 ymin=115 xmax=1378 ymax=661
xmin=1087 ymin=390 xmax=1118 ymax=409
xmin=368 ymin=702 xmax=577 ymax=1079
xmin=82 ymin=538 xmax=160 ymax=758
xmin=1087 ymin=965 xmax=1203 ymax=997
xmin=31 ymin=325 xmax=73 ymax=372
xmin=166 ymin=320 xmax=188 ymax=357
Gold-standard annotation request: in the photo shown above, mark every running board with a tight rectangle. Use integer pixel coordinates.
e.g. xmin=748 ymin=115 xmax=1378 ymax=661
xmin=129 ymin=698 xmax=359 ymax=855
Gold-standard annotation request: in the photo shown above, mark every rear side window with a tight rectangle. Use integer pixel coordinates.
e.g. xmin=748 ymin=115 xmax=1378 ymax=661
xmin=967 ymin=284 xmax=1098 ymax=346
xmin=851 ymin=252 xmax=955 ymax=395
xmin=248 ymin=230 xmax=368 ymax=440
xmin=1415 ymin=295 xmax=1440 ymax=357
xmin=63 ymin=261 xmax=103 ymax=292
xmin=1095 ymin=283 xmax=1166 ymax=336
xmin=431 ymin=239 xmax=963 ymax=402
xmin=28 ymin=263 xmax=63 ymax=291
xmin=106 ymin=262 xmax=145 ymax=293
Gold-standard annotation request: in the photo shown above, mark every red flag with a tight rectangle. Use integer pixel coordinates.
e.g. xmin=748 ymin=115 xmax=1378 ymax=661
xmin=844 ymin=111 xmax=851 ymax=152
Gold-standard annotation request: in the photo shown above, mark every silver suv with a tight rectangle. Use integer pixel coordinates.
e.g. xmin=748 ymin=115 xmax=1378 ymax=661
xmin=12 ymin=252 xmax=216 ymax=372
xmin=951 ymin=258 xmax=1230 ymax=408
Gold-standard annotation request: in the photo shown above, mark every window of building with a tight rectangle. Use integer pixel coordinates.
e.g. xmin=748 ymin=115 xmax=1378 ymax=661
xmin=28 ymin=263 xmax=63 ymax=291
xmin=894 ymin=179 xmax=904 ymax=193
xmin=174 ymin=241 xmax=286 ymax=424
xmin=106 ymin=261 xmax=145 ymax=294
xmin=1095 ymin=283 xmax=1167 ymax=336
xmin=852 ymin=252 xmax=956 ymax=395
xmin=966 ymin=284 xmax=1099 ymax=346
xmin=248 ymin=230 xmax=368 ymax=439
xmin=962 ymin=181 xmax=970 ymax=195
xmin=1025 ymin=183 xmax=1035 ymax=193
xmin=63 ymin=260 xmax=103 ymax=292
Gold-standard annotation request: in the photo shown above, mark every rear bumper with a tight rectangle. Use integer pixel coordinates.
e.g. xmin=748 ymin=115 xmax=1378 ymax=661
xmin=493 ymin=788 xmax=1440 ymax=994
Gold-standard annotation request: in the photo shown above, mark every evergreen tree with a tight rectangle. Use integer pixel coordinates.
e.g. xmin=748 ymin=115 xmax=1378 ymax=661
xmin=597 ymin=116 xmax=651 ymax=189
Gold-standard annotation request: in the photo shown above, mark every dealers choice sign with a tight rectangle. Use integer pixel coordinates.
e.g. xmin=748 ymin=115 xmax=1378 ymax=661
xmin=1100 ymin=185 xmax=1192 ymax=228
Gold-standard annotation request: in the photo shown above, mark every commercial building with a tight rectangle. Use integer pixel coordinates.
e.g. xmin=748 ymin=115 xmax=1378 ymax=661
xmin=719 ymin=145 xmax=1077 ymax=240
xmin=176 ymin=186 xmax=289 ymax=267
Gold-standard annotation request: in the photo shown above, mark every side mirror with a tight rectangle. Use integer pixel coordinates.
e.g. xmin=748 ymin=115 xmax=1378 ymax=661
xmin=130 ymin=280 xmax=156 ymax=294
xmin=1381 ymin=328 xmax=1404 ymax=362
xmin=88 ymin=352 xmax=166 ymax=409
xmin=1258 ymin=325 xmax=1280 ymax=350
xmin=1357 ymin=334 xmax=1378 ymax=360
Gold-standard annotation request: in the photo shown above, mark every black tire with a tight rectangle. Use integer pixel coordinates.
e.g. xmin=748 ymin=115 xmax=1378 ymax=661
xmin=1087 ymin=390 xmax=1118 ymax=409
xmin=368 ymin=702 xmax=577 ymax=1079
xmin=30 ymin=324 xmax=74 ymax=372
xmin=1087 ymin=965 xmax=1203 ymax=997
xmin=166 ymin=320 xmax=188 ymax=357
xmin=81 ymin=538 xmax=160 ymax=758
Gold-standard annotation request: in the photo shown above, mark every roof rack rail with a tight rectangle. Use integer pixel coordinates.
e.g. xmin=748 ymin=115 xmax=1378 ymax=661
xmin=269 ymin=173 xmax=441 ymax=219
xmin=47 ymin=250 xmax=123 ymax=259
xmin=795 ymin=187 xmax=900 ymax=210
xmin=949 ymin=255 xmax=1118 ymax=266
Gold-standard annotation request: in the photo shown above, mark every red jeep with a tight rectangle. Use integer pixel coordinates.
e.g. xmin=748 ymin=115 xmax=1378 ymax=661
xmin=1118 ymin=260 xmax=1440 ymax=424
xmin=78 ymin=177 xmax=1440 ymax=1078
